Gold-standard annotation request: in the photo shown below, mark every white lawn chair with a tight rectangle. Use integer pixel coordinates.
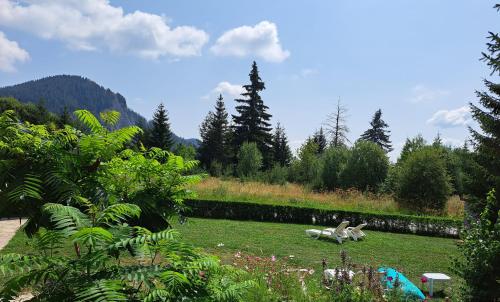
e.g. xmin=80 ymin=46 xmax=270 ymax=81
xmin=305 ymin=221 xmax=350 ymax=244
xmin=346 ymin=223 xmax=367 ymax=241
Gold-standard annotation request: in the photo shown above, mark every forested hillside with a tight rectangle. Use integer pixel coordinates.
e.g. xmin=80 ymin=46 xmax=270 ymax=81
xmin=0 ymin=75 xmax=199 ymax=146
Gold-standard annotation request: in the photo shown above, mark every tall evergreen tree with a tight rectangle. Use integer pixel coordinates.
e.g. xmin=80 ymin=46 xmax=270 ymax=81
xmin=325 ymin=99 xmax=350 ymax=148
xmin=232 ymin=61 xmax=273 ymax=167
xmin=359 ymin=109 xmax=393 ymax=152
xmin=199 ymin=94 xmax=232 ymax=169
xmin=272 ymin=122 xmax=292 ymax=166
xmin=469 ymin=19 xmax=500 ymax=222
xmin=149 ymin=103 xmax=174 ymax=150
xmin=312 ymin=127 xmax=327 ymax=154
xmin=57 ymin=106 xmax=72 ymax=128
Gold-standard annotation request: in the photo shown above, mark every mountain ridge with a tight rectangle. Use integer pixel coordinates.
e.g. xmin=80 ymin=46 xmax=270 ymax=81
xmin=0 ymin=75 xmax=199 ymax=146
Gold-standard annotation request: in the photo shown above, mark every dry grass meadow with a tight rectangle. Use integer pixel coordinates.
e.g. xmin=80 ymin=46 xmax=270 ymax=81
xmin=190 ymin=177 xmax=464 ymax=218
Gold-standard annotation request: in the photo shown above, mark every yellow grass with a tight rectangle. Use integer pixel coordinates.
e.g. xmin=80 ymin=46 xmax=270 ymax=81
xmin=189 ymin=177 xmax=464 ymax=218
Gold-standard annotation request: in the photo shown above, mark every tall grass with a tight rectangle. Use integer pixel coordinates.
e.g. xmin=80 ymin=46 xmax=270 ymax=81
xmin=189 ymin=177 xmax=464 ymax=218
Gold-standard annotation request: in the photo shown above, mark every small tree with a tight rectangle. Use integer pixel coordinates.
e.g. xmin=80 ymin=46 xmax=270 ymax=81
xmin=359 ymin=109 xmax=393 ymax=152
xmin=340 ymin=141 xmax=389 ymax=191
xmin=237 ymin=142 xmax=263 ymax=179
xmin=272 ymin=122 xmax=292 ymax=167
xmin=313 ymin=127 xmax=328 ymax=154
xmin=149 ymin=103 xmax=174 ymax=150
xmin=395 ymin=147 xmax=451 ymax=211
xmin=452 ymin=189 xmax=500 ymax=301
xmin=398 ymin=134 xmax=426 ymax=163
xmin=321 ymin=146 xmax=349 ymax=191
xmin=289 ymin=139 xmax=322 ymax=186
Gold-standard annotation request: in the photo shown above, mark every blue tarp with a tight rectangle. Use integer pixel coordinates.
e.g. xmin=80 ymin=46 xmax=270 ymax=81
xmin=378 ymin=267 xmax=426 ymax=300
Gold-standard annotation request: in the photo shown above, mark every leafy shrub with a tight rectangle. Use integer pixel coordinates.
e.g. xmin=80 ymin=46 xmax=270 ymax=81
xmin=259 ymin=164 xmax=289 ymax=185
xmin=395 ymin=147 xmax=451 ymax=211
xmin=0 ymin=203 xmax=254 ymax=301
xmin=209 ymin=160 xmax=223 ymax=177
xmin=320 ymin=146 xmax=349 ymax=191
xmin=288 ymin=139 xmax=322 ymax=187
xmin=452 ymin=189 xmax=500 ymax=301
xmin=236 ymin=142 xmax=263 ymax=179
xmin=340 ymin=141 xmax=389 ymax=192
xmin=186 ymin=199 xmax=461 ymax=237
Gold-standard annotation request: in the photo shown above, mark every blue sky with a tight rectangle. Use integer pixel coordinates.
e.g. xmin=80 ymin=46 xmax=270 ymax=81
xmin=0 ymin=0 xmax=498 ymax=160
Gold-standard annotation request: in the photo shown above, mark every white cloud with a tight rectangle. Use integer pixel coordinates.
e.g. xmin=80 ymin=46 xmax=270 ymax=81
xmin=441 ymin=137 xmax=463 ymax=147
xmin=427 ymin=106 xmax=471 ymax=128
xmin=210 ymin=21 xmax=290 ymax=63
xmin=0 ymin=31 xmax=29 ymax=72
xmin=202 ymin=81 xmax=245 ymax=100
xmin=0 ymin=0 xmax=209 ymax=59
xmin=409 ymin=84 xmax=449 ymax=103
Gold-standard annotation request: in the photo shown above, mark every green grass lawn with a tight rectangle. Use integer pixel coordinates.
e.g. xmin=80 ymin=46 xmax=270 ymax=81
xmin=171 ymin=218 xmax=461 ymax=296
xmin=2 ymin=217 xmax=462 ymax=299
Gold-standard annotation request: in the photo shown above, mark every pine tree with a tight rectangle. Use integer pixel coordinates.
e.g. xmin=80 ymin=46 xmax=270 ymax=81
xmin=469 ymin=16 xmax=500 ymax=223
xmin=325 ymin=99 xmax=350 ymax=148
xmin=312 ymin=127 xmax=327 ymax=154
xmin=199 ymin=95 xmax=232 ymax=169
xmin=272 ymin=122 xmax=292 ymax=166
xmin=232 ymin=61 xmax=273 ymax=167
xmin=359 ymin=109 xmax=393 ymax=152
xmin=149 ymin=103 xmax=174 ymax=150
xmin=58 ymin=106 xmax=72 ymax=128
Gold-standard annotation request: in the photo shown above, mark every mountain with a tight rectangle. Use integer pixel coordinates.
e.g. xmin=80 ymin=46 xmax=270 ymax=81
xmin=0 ymin=75 xmax=199 ymax=146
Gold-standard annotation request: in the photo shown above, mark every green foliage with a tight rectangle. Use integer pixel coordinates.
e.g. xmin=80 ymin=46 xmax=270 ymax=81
xmin=199 ymin=94 xmax=233 ymax=172
xmin=340 ymin=141 xmax=389 ymax=192
xmin=395 ymin=147 xmax=451 ymax=211
xmin=320 ymin=146 xmax=349 ymax=191
xmin=236 ymin=142 xmax=263 ymax=179
xmin=186 ymin=199 xmax=461 ymax=237
xmin=272 ymin=122 xmax=292 ymax=167
xmin=232 ymin=61 xmax=273 ymax=168
xmin=289 ymin=139 xmax=322 ymax=186
xmin=359 ymin=109 xmax=393 ymax=152
xmin=259 ymin=164 xmax=289 ymax=185
xmin=0 ymin=203 xmax=253 ymax=301
xmin=452 ymin=189 xmax=500 ymax=301
xmin=398 ymin=134 xmax=426 ymax=163
xmin=149 ymin=103 xmax=174 ymax=151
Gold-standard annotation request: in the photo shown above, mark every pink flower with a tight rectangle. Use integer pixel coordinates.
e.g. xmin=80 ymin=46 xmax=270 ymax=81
xmin=421 ymin=276 xmax=428 ymax=283
xmin=271 ymin=255 xmax=276 ymax=262
xmin=387 ymin=276 xmax=393 ymax=282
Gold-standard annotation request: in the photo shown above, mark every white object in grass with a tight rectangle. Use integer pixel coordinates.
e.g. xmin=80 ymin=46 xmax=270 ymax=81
xmin=305 ymin=221 xmax=350 ymax=244
xmin=346 ymin=223 xmax=367 ymax=241
xmin=422 ymin=273 xmax=451 ymax=297
xmin=324 ymin=269 xmax=355 ymax=280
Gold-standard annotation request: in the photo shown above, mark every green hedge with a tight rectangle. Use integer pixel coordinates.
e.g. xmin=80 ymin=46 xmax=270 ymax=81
xmin=184 ymin=199 xmax=461 ymax=238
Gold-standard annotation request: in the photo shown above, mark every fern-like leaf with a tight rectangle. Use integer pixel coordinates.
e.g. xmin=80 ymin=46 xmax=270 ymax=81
xmin=75 ymin=280 xmax=127 ymax=302
xmin=74 ymin=110 xmax=104 ymax=134
xmin=100 ymin=111 xmax=121 ymax=127
xmin=8 ymin=174 xmax=43 ymax=202
xmin=96 ymin=203 xmax=141 ymax=226
xmin=43 ymin=203 xmax=91 ymax=235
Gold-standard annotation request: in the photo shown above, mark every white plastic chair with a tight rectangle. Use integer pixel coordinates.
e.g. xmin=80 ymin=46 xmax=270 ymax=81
xmin=305 ymin=221 xmax=350 ymax=243
xmin=346 ymin=223 xmax=367 ymax=241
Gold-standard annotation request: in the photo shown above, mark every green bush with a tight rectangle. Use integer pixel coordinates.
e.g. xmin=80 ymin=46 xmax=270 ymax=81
xmin=288 ymin=139 xmax=322 ymax=187
xmin=237 ymin=142 xmax=263 ymax=179
xmin=395 ymin=147 xmax=451 ymax=211
xmin=340 ymin=141 xmax=389 ymax=191
xmin=452 ymin=189 xmax=500 ymax=301
xmin=320 ymin=146 xmax=349 ymax=191
xmin=260 ymin=164 xmax=289 ymax=185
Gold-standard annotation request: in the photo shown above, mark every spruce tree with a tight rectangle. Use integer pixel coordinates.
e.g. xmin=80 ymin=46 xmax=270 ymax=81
xmin=232 ymin=61 xmax=273 ymax=167
xmin=359 ymin=109 xmax=393 ymax=152
xmin=272 ymin=122 xmax=292 ymax=166
xmin=58 ymin=106 xmax=72 ymax=128
xmin=149 ymin=103 xmax=174 ymax=150
xmin=469 ymin=19 xmax=500 ymax=222
xmin=312 ymin=127 xmax=327 ymax=154
xmin=199 ymin=94 xmax=232 ymax=170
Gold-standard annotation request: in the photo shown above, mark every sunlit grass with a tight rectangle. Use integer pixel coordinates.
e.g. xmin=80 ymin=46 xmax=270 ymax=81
xmin=190 ymin=177 xmax=464 ymax=218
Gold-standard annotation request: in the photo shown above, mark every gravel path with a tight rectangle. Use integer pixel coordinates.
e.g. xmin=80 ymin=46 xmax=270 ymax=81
xmin=0 ymin=218 xmax=26 ymax=250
